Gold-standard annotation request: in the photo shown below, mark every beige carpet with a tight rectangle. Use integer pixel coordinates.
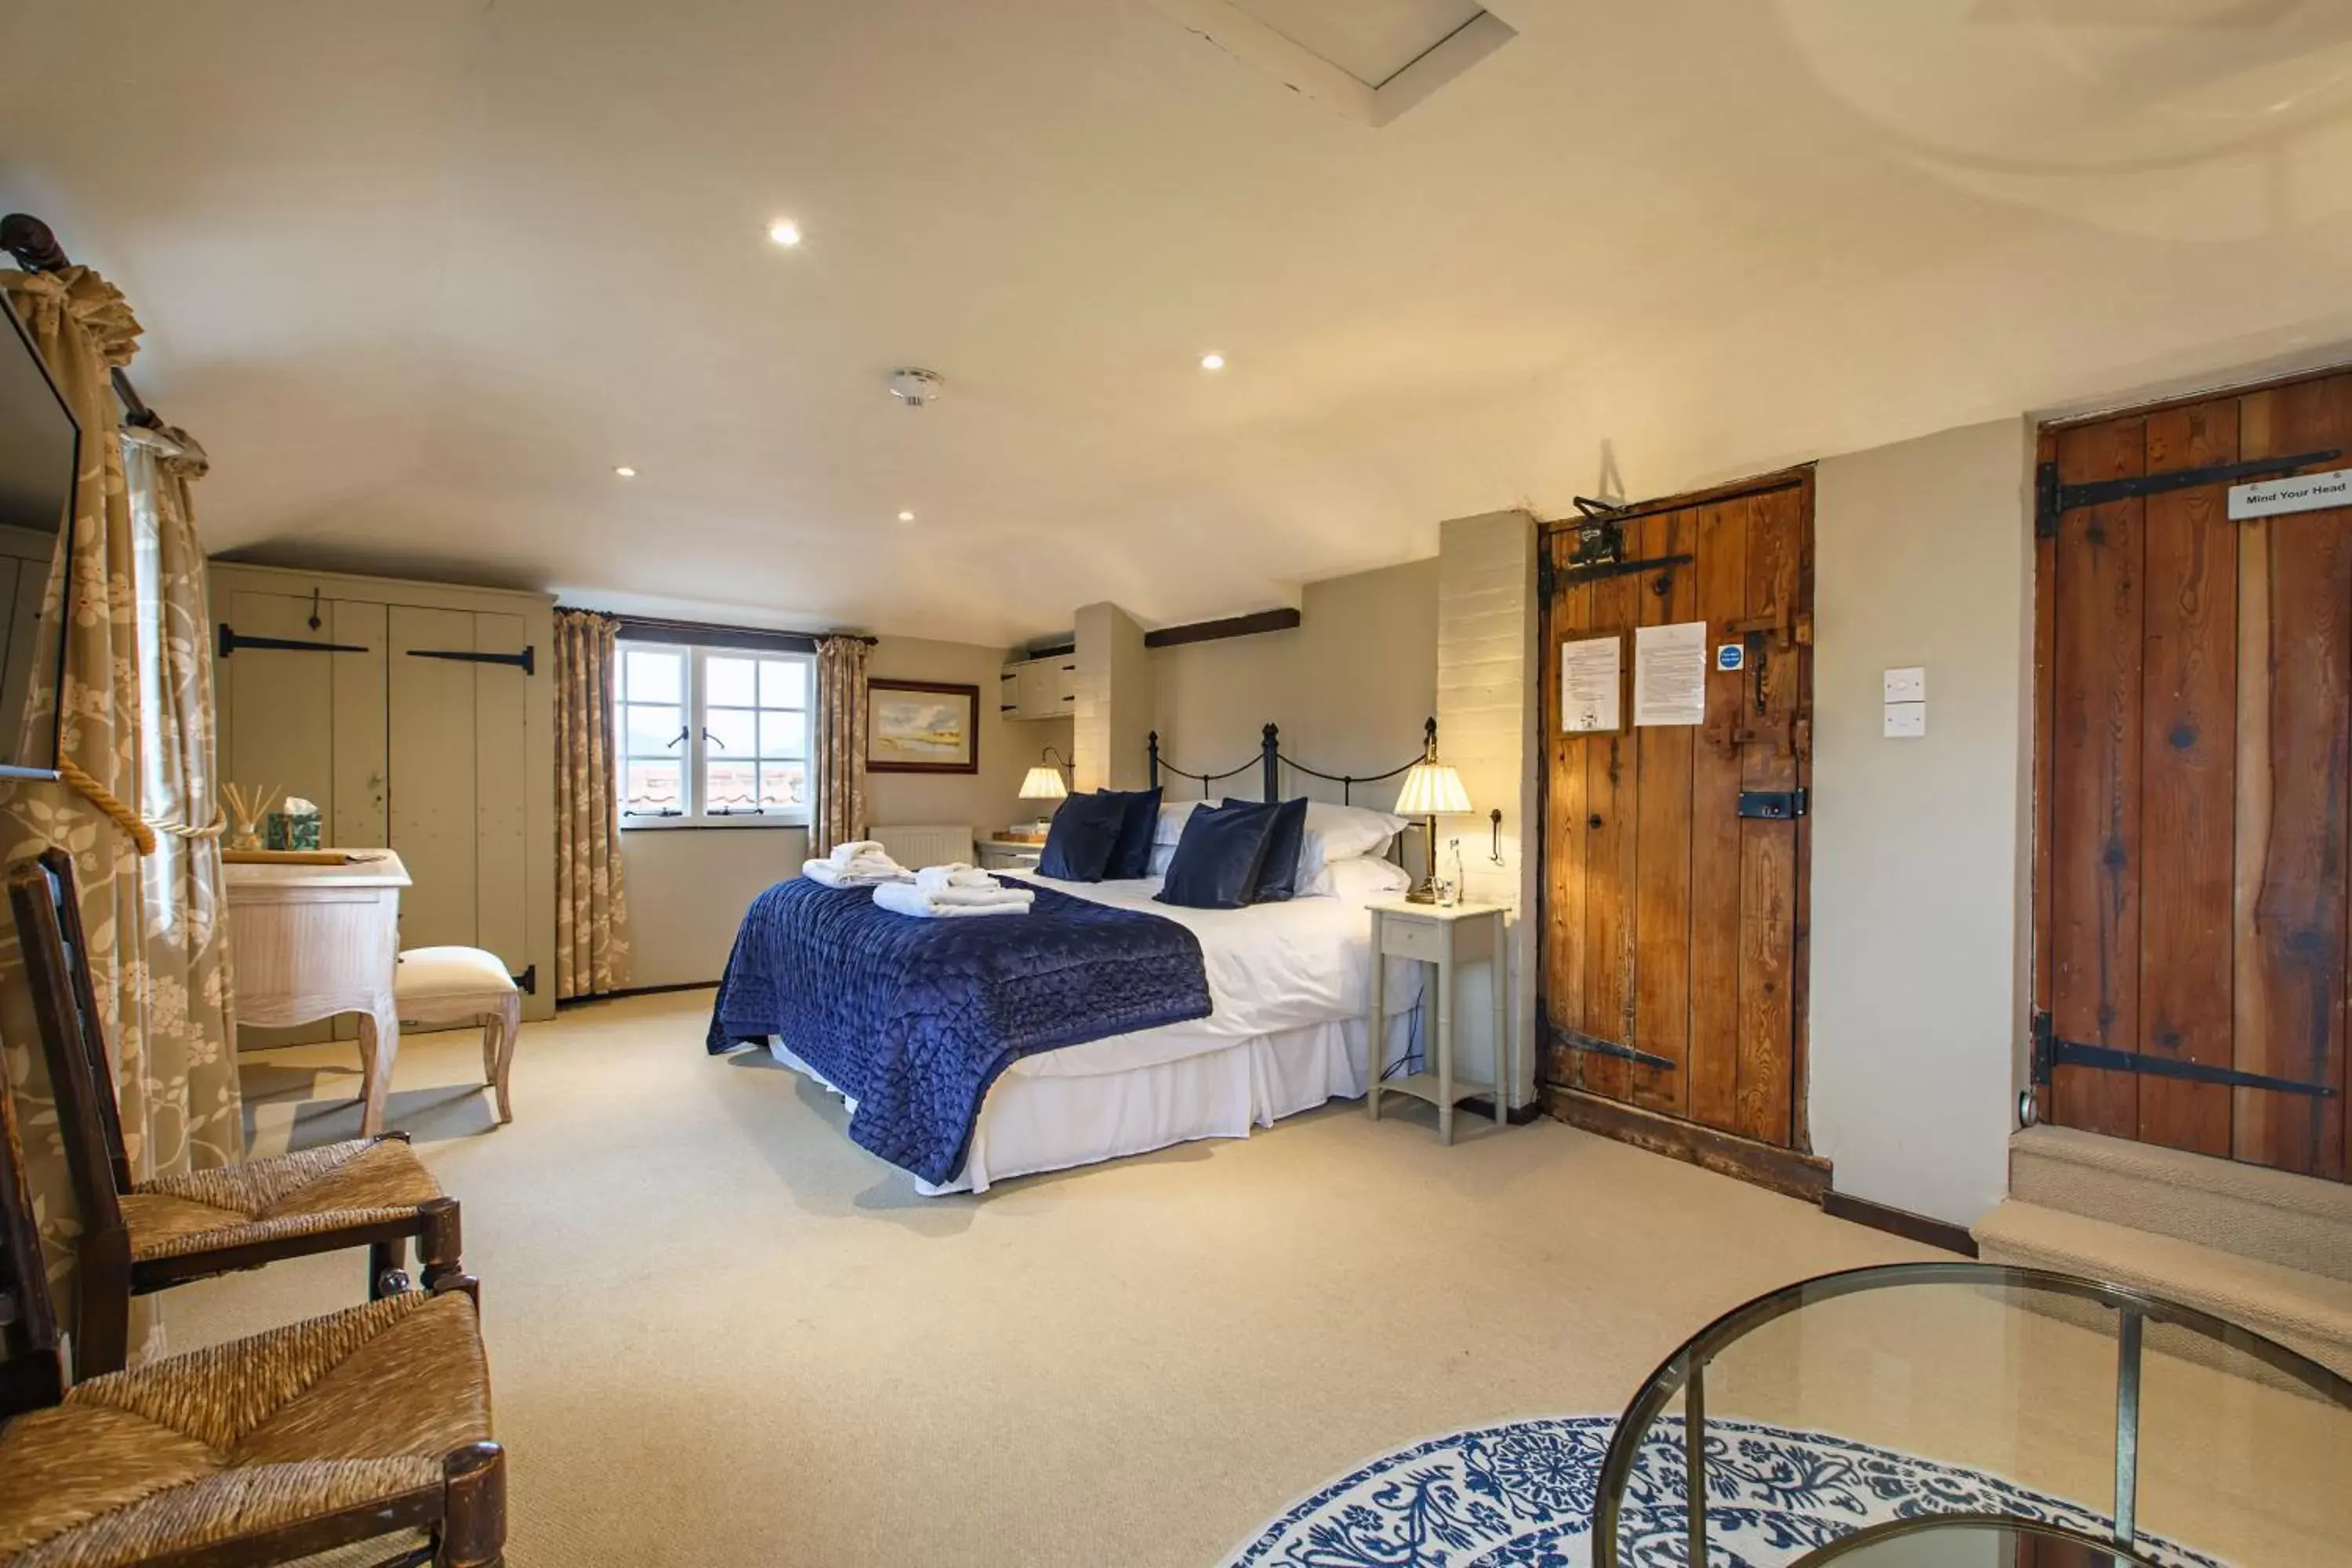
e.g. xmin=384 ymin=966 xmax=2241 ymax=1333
xmin=175 ymin=991 xmax=1944 ymax=1567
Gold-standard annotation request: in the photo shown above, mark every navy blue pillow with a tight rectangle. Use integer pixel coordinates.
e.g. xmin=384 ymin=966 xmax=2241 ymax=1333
xmin=1157 ymin=800 xmax=1282 ymax=910
xmin=1095 ymin=786 xmax=1162 ymax=880
xmin=1037 ymin=792 xmax=1127 ymax=881
xmin=1249 ymin=797 xmax=1310 ymax=902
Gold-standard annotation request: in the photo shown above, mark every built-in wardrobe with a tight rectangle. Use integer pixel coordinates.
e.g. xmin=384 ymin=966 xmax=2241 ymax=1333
xmin=209 ymin=562 xmax=557 ymax=1025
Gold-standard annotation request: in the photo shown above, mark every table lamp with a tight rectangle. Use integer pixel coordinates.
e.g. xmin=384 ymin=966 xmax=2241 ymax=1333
xmin=1394 ymin=757 xmax=1471 ymax=904
xmin=1018 ymin=750 xmax=1071 ymax=833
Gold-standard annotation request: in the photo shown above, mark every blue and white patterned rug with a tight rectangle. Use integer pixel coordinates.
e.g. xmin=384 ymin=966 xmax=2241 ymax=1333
xmin=1226 ymin=1415 xmax=2223 ymax=1567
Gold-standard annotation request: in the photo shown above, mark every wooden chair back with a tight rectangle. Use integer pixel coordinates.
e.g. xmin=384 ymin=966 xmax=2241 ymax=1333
xmin=0 ymin=1020 xmax=66 ymax=1418
xmin=6 ymin=850 xmax=129 ymax=1243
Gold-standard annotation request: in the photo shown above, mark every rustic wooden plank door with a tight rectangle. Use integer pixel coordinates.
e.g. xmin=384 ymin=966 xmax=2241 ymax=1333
xmin=1537 ymin=472 xmax=1815 ymax=1149
xmin=2036 ymin=371 xmax=2352 ymax=1181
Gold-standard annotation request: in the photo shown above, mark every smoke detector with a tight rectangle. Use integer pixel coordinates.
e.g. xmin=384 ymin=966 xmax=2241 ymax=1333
xmin=887 ymin=368 xmax=945 ymax=408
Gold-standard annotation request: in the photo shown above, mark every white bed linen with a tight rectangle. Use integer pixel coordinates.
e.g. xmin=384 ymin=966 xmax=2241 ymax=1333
xmin=764 ymin=872 xmax=1424 ymax=1191
xmin=997 ymin=873 xmax=1421 ymax=1062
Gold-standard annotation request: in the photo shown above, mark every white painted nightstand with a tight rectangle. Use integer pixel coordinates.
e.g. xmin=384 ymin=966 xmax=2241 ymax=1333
xmin=1366 ymin=899 xmax=1510 ymax=1144
xmin=975 ymin=837 xmax=1043 ymax=872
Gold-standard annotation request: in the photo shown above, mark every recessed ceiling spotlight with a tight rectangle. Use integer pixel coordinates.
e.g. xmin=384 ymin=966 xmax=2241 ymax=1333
xmin=768 ymin=218 xmax=802 ymax=247
xmin=1199 ymin=352 xmax=1226 ymax=371
xmin=613 ymin=466 xmax=637 ymax=478
xmin=897 ymin=510 xmax=916 ymax=523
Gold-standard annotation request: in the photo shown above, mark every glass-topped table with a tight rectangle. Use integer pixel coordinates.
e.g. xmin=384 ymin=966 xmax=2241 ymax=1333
xmin=1795 ymin=1515 xmax=2158 ymax=1566
xmin=1591 ymin=1262 xmax=2352 ymax=1568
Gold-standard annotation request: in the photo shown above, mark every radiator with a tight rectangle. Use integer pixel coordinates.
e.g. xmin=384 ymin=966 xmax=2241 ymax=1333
xmin=869 ymin=823 xmax=975 ymax=869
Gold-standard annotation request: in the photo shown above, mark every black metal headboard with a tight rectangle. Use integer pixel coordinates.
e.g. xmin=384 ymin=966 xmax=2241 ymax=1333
xmin=1146 ymin=717 xmax=1436 ymax=808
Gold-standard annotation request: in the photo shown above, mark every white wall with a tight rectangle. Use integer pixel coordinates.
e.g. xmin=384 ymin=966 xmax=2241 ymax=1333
xmin=1808 ymin=418 xmax=2035 ymax=1226
xmin=618 ymin=631 xmax=1070 ymax=989
xmin=1073 ymin=602 xmax=1152 ymax=790
xmin=1435 ymin=513 xmax=1537 ymax=1109
xmin=1151 ymin=559 xmax=1439 ymax=799
xmin=621 ymin=824 xmax=807 ymax=989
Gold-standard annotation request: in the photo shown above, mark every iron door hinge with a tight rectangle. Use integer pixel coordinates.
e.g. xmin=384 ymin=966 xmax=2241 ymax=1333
xmin=404 ymin=645 xmax=535 ymax=677
xmin=217 ymin=625 xmax=371 ymax=659
xmin=2030 ymin=1008 xmax=2334 ymax=1098
xmin=1541 ymin=1014 xmax=1678 ymax=1074
xmin=2034 ymin=448 xmax=2342 ymax=539
xmin=1737 ymin=789 xmax=1807 ymax=820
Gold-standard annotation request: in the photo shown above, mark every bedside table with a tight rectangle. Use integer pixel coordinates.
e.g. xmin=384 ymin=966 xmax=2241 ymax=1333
xmin=976 ymin=838 xmax=1042 ymax=872
xmin=1367 ymin=900 xmax=1510 ymax=1144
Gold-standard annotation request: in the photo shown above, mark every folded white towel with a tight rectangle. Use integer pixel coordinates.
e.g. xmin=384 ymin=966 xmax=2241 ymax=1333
xmin=927 ymin=882 xmax=1031 ymax=906
xmin=827 ymin=839 xmax=886 ymax=867
xmin=914 ymin=862 xmax=999 ymax=892
xmin=803 ymin=856 xmax=912 ymax=887
xmin=873 ymin=880 xmax=1035 ymax=919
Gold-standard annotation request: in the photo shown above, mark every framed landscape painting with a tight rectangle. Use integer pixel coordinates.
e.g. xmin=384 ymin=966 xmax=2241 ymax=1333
xmin=866 ymin=679 xmax=981 ymax=774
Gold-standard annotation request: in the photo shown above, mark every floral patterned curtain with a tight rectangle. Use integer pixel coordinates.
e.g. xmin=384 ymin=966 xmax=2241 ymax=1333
xmin=811 ymin=635 xmax=870 ymax=859
xmin=554 ymin=608 xmax=631 ymax=999
xmin=0 ymin=266 xmax=242 ymax=1312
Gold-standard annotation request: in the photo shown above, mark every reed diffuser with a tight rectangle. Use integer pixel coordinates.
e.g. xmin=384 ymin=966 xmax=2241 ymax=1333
xmin=221 ymin=782 xmax=278 ymax=852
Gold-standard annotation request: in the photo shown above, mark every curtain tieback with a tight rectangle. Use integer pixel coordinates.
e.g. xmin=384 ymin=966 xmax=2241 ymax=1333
xmin=145 ymin=804 xmax=227 ymax=841
xmin=57 ymin=757 xmax=159 ymax=855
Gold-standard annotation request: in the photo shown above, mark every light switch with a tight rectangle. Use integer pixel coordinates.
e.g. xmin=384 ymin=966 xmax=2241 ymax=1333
xmin=1884 ymin=666 xmax=1926 ymax=703
xmin=1884 ymin=702 xmax=1927 ymax=739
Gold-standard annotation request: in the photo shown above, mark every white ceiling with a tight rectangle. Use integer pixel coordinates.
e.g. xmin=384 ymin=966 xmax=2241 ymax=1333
xmin=5 ymin=0 xmax=2352 ymax=645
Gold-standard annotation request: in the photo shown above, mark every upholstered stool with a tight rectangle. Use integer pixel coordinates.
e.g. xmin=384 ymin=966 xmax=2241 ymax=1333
xmin=395 ymin=946 xmax=522 ymax=1124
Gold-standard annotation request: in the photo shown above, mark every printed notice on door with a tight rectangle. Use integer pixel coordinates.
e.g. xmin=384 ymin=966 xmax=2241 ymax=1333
xmin=1634 ymin=621 xmax=1707 ymax=728
xmin=1559 ymin=636 xmax=1621 ymax=733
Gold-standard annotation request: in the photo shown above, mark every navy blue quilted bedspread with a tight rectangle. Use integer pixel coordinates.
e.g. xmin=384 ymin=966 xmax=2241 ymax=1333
xmin=704 ymin=876 xmax=1212 ymax=1184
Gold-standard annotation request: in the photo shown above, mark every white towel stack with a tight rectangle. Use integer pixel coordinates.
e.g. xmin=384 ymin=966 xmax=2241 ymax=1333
xmin=873 ymin=873 xmax=1035 ymax=920
xmin=913 ymin=862 xmax=999 ymax=893
xmin=803 ymin=840 xmax=913 ymax=887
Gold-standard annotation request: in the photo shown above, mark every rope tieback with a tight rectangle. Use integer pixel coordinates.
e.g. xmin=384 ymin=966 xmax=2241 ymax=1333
xmin=150 ymin=805 xmax=226 ymax=841
xmin=56 ymin=756 xmax=156 ymax=855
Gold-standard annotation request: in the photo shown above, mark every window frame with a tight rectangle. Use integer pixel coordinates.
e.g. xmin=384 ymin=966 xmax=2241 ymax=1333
xmin=615 ymin=641 xmax=815 ymax=830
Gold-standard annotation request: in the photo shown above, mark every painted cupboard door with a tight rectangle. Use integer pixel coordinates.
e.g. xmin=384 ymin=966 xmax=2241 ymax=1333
xmin=1534 ymin=472 xmax=1806 ymax=1147
xmin=386 ymin=604 xmax=531 ymax=977
xmin=219 ymin=591 xmax=388 ymax=841
xmin=2038 ymin=373 xmax=2352 ymax=1181
xmin=331 ymin=601 xmax=389 ymax=848
xmin=1537 ymin=474 xmax=1815 ymax=1149
xmin=389 ymin=605 xmax=481 ymax=955
xmin=473 ymin=610 xmax=529 ymax=978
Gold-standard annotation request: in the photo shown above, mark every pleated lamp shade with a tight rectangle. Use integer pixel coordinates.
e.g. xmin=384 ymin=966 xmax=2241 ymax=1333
xmin=1019 ymin=765 xmax=1070 ymax=802
xmin=1394 ymin=761 xmax=1471 ymax=817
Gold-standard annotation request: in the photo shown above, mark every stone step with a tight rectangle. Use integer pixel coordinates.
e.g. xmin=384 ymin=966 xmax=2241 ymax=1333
xmin=2009 ymin=1125 xmax=2352 ymax=1284
xmin=1973 ymin=1199 xmax=2352 ymax=1381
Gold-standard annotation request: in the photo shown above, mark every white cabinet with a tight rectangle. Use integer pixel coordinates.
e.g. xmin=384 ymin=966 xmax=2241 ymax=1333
xmin=212 ymin=563 xmax=555 ymax=1024
xmin=999 ymin=654 xmax=1076 ymax=722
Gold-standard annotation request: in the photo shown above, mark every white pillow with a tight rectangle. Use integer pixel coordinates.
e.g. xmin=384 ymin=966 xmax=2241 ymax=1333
xmin=1148 ymin=842 xmax=1177 ymax=877
xmin=1301 ymin=801 xmax=1408 ymax=878
xmin=1315 ymin=855 xmax=1412 ymax=902
xmin=1153 ymin=797 xmax=1213 ymax=845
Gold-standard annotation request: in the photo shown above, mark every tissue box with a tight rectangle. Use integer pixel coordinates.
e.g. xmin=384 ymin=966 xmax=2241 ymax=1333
xmin=267 ymin=805 xmax=321 ymax=851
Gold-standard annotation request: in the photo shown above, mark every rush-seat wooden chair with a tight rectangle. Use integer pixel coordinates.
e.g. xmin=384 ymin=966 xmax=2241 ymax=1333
xmin=0 ymin=1040 xmax=506 ymax=1568
xmin=7 ymin=848 xmax=466 ymax=1378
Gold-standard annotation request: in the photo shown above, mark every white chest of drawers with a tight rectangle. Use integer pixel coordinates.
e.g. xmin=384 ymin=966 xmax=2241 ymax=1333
xmin=223 ymin=849 xmax=411 ymax=1135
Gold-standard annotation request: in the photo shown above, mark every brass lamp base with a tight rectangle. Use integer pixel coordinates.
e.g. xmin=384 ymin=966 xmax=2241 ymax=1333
xmin=1403 ymin=811 xmax=1442 ymax=902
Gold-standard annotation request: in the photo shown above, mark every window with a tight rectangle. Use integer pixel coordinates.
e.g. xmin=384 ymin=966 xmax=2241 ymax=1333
xmin=617 ymin=642 xmax=812 ymax=827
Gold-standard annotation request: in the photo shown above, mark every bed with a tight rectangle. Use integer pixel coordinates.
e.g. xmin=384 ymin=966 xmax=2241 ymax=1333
xmin=707 ymin=721 xmax=1435 ymax=1193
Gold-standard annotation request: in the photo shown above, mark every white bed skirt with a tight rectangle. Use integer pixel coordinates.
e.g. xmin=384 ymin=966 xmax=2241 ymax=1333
xmin=768 ymin=1010 xmax=1419 ymax=1196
